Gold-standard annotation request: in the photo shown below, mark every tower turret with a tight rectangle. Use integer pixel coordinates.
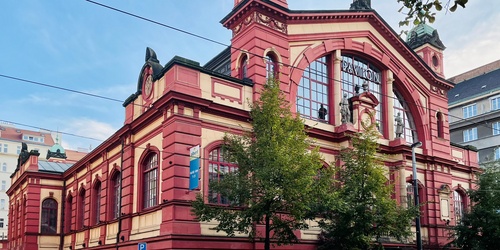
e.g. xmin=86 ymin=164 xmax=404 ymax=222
xmin=406 ymin=23 xmax=446 ymax=77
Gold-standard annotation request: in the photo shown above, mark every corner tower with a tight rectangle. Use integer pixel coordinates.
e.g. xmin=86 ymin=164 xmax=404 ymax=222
xmin=406 ymin=23 xmax=446 ymax=77
xmin=222 ymin=0 xmax=291 ymax=97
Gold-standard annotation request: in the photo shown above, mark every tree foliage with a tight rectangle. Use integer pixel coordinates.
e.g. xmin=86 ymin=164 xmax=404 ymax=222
xmin=452 ymin=163 xmax=500 ymax=250
xmin=192 ymin=78 xmax=337 ymax=249
xmin=317 ymin=126 xmax=417 ymax=250
xmin=397 ymin=0 xmax=469 ymax=27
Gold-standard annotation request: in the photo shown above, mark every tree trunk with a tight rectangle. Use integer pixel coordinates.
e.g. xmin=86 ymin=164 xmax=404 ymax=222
xmin=265 ymin=213 xmax=270 ymax=250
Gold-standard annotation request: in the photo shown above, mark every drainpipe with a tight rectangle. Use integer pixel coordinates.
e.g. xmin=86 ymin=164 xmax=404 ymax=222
xmin=116 ymin=138 xmax=124 ymax=250
xmin=59 ymin=179 xmax=66 ymax=250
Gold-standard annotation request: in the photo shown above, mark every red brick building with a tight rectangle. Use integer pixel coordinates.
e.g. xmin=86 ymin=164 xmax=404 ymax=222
xmin=8 ymin=0 xmax=479 ymax=249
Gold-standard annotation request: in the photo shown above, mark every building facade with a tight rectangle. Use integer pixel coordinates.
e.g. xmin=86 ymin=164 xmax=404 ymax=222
xmin=0 ymin=122 xmax=57 ymax=241
xmin=8 ymin=0 xmax=479 ymax=249
xmin=448 ymin=60 xmax=500 ymax=164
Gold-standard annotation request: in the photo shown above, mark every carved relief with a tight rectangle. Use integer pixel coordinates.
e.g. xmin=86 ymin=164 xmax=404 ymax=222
xmin=233 ymin=12 xmax=287 ymax=36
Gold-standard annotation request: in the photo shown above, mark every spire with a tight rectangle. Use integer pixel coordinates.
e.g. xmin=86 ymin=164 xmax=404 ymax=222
xmin=350 ymin=0 xmax=371 ymax=10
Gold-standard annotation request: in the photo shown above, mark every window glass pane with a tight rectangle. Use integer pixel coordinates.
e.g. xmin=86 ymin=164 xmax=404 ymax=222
xmin=143 ymin=154 xmax=158 ymax=209
xmin=41 ymin=199 xmax=58 ymax=234
xmin=208 ymin=148 xmax=239 ymax=205
xmin=393 ymin=89 xmax=416 ymax=143
xmin=297 ymin=56 xmax=329 ymax=122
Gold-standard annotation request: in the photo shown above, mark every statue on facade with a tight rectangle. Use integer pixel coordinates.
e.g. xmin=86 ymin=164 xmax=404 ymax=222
xmin=318 ymin=104 xmax=328 ymax=120
xmin=16 ymin=142 xmax=30 ymax=171
xmin=340 ymin=93 xmax=351 ymax=124
xmin=395 ymin=112 xmax=403 ymax=138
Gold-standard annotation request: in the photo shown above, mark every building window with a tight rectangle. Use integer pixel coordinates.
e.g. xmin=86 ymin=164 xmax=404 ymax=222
xmin=492 ymin=96 xmax=500 ymax=111
xmin=453 ymin=190 xmax=465 ymax=223
xmin=463 ymin=127 xmax=478 ymax=142
xmin=143 ymin=153 xmax=158 ymax=209
xmin=65 ymin=195 xmax=72 ymax=233
xmin=111 ymin=172 xmax=121 ymax=219
xmin=1 ymin=163 xmax=6 ymax=172
xmin=208 ymin=147 xmax=238 ymax=205
xmin=493 ymin=121 xmax=500 ymax=136
xmin=297 ymin=56 xmax=330 ymax=122
xmin=2 ymin=144 xmax=7 ymax=153
xmin=1 ymin=181 xmax=5 ymax=191
xmin=0 ymin=218 xmax=3 ymax=228
xmin=93 ymin=181 xmax=101 ymax=225
xmin=437 ymin=112 xmax=444 ymax=138
xmin=341 ymin=55 xmax=383 ymax=130
xmin=265 ymin=53 xmax=278 ymax=80
xmin=78 ymin=189 xmax=86 ymax=229
xmin=495 ymin=148 xmax=500 ymax=161
xmin=462 ymin=104 xmax=477 ymax=118
xmin=406 ymin=183 xmax=414 ymax=208
xmin=41 ymin=198 xmax=58 ymax=234
xmin=0 ymin=199 xmax=4 ymax=210
xmin=393 ymin=89 xmax=417 ymax=143
xmin=239 ymin=54 xmax=248 ymax=79
xmin=17 ymin=146 xmax=21 ymax=154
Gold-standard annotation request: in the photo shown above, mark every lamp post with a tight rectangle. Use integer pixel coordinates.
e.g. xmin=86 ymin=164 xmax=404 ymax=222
xmin=411 ymin=141 xmax=423 ymax=250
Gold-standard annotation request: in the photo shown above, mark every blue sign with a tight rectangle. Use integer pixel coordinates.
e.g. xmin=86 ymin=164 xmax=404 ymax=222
xmin=138 ymin=242 xmax=147 ymax=250
xmin=189 ymin=145 xmax=200 ymax=190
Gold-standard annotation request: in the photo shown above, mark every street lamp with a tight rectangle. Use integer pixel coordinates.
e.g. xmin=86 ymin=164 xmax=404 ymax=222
xmin=411 ymin=141 xmax=423 ymax=250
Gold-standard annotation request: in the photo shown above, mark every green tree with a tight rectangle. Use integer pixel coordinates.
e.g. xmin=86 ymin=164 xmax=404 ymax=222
xmin=397 ymin=0 xmax=469 ymax=27
xmin=452 ymin=163 xmax=500 ymax=250
xmin=192 ymin=78 xmax=336 ymax=250
xmin=317 ymin=126 xmax=416 ymax=250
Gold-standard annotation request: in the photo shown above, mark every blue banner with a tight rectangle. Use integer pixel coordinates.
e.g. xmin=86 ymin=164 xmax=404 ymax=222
xmin=189 ymin=145 xmax=200 ymax=190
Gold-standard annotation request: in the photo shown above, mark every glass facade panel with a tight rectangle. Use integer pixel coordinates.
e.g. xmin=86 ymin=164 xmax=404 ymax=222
xmin=393 ymin=89 xmax=416 ymax=143
xmin=297 ymin=56 xmax=329 ymax=122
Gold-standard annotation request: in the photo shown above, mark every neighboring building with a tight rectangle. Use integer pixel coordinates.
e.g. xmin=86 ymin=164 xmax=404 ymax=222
xmin=8 ymin=0 xmax=479 ymax=249
xmin=448 ymin=60 xmax=500 ymax=164
xmin=0 ymin=122 xmax=56 ymax=241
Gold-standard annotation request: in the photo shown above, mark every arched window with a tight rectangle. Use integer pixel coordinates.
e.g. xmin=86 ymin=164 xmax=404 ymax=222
xmin=65 ymin=195 xmax=72 ymax=233
xmin=265 ymin=53 xmax=278 ymax=80
xmin=111 ymin=171 xmax=121 ymax=219
xmin=239 ymin=54 xmax=248 ymax=79
xmin=393 ymin=89 xmax=417 ymax=143
xmin=406 ymin=183 xmax=414 ymax=208
xmin=208 ymin=147 xmax=238 ymax=205
xmin=341 ymin=54 xmax=383 ymax=129
xmin=297 ymin=56 xmax=330 ymax=122
xmin=437 ymin=112 xmax=444 ymax=138
xmin=78 ymin=189 xmax=85 ymax=229
xmin=143 ymin=153 xmax=159 ymax=209
xmin=92 ymin=181 xmax=101 ymax=225
xmin=41 ymin=198 xmax=58 ymax=234
xmin=453 ymin=190 xmax=465 ymax=223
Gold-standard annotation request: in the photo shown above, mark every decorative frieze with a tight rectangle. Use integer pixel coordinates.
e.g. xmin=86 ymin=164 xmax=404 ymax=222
xmin=233 ymin=12 xmax=287 ymax=36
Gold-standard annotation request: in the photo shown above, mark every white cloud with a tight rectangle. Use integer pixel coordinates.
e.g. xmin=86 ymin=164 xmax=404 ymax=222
xmin=61 ymin=118 xmax=117 ymax=150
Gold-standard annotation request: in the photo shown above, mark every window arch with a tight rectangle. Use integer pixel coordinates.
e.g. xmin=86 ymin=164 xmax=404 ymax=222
xmin=437 ymin=112 xmax=444 ymax=138
xmin=297 ymin=56 xmax=330 ymax=122
xmin=41 ymin=198 xmax=58 ymax=234
xmin=393 ymin=89 xmax=417 ymax=143
xmin=239 ymin=54 xmax=248 ymax=79
xmin=110 ymin=171 xmax=121 ymax=219
xmin=92 ymin=180 xmax=101 ymax=225
xmin=77 ymin=188 xmax=86 ymax=229
xmin=208 ymin=147 xmax=238 ymax=205
xmin=65 ymin=195 xmax=72 ymax=233
xmin=143 ymin=153 xmax=159 ymax=209
xmin=265 ymin=53 xmax=278 ymax=80
xmin=453 ymin=190 xmax=465 ymax=223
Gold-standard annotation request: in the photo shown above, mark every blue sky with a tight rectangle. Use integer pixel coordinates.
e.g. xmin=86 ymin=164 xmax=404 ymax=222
xmin=1 ymin=0 xmax=499 ymax=151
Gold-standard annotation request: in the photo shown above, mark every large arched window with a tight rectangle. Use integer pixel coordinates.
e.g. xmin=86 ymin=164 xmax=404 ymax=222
xmin=143 ymin=153 xmax=158 ymax=209
xmin=393 ymin=89 xmax=417 ymax=143
xmin=453 ymin=190 xmax=465 ymax=223
xmin=111 ymin=171 xmax=121 ymax=219
xmin=341 ymin=54 xmax=383 ymax=129
xmin=78 ymin=189 xmax=85 ymax=229
xmin=297 ymin=56 xmax=330 ymax=122
xmin=41 ymin=198 xmax=58 ymax=234
xmin=65 ymin=195 xmax=72 ymax=233
xmin=92 ymin=181 xmax=101 ymax=225
xmin=208 ymin=147 xmax=238 ymax=205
